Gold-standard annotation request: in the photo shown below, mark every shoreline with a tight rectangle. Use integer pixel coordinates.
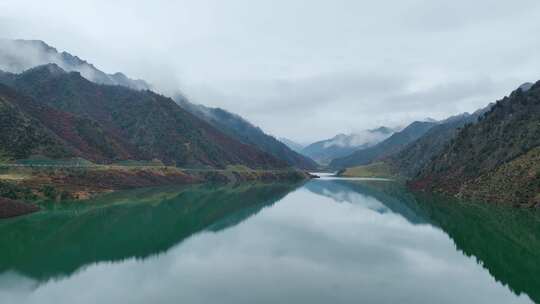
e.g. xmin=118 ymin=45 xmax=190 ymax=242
xmin=0 ymin=166 xmax=313 ymax=218
xmin=0 ymin=197 xmax=40 ymax=219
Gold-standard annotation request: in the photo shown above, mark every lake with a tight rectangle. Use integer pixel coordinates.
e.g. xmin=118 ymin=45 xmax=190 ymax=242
xmin=0 ymin=176 xmax=539 ymax=304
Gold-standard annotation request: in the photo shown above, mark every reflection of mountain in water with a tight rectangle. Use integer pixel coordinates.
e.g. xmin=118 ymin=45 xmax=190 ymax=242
xmin=0 ymin=182 xmax=301 ymax=282
xmin=410 ymin=193 xmax=540 ymax=304
xmin=307 ymin=179 xmax=540 ymax=303
xmin=305 ymin=179 xmax=427 ymax=224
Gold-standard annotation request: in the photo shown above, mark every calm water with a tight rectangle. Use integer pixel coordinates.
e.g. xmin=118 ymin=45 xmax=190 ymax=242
xmin=0 ymin=177 xmax=539 ymax=304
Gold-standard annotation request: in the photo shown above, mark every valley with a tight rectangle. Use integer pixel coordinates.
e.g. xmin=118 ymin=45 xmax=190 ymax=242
xmin=1 ymin=2 xmax=540 ymax=302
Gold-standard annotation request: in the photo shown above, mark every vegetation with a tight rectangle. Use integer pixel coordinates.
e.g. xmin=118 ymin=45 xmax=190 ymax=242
xmin=177 ymin=97 xmax=318 ymax=170
xmin=413 ymin=81 xmax=540 ymax=206
xmin=0 ymin=65 xmax=287 ymax=169
xmin=387 ymin=109 xmax=491 ymax=178
xmin=0 ymin=85 xmax=73 ymax=160
xmin=0 ymin=164 xmax=309 ymax=204
xmin=337 ymin=162 xmax=396 ymax=178
xmin=0 ymin=180 xmax=36 ymax=201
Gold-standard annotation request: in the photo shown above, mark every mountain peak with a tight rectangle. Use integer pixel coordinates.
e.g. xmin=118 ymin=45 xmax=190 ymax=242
xmin=422 ymin=117 xmax=438 ymax=123
xmin=519 ymin=82 xmax=534 ymax=92
xmin=11 ymin=39 xmax=57 ymax=52
xmin=369 ymin=126 xmax=393 ymax=134
xmin=0 ymin=39 xmax=151 ymax=91
xmin=302 ymin=128 xmax=396 ymax=165
xmin=23 ymin=63 xmax=66 ymax=77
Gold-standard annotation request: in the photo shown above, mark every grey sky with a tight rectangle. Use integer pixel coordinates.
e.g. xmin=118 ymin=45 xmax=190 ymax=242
xmin=1 ymin=0 xmax=539 ymax=142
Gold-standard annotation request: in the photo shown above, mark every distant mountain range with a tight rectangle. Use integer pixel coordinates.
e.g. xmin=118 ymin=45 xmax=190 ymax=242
xmin=302 ymin=127 xmax=394 ymax=165
xmin=0 ymin=64 xmax=286 ymax=169
xmin=175 ymin=96 xmax=318 ymax=170
xmin=329 ymin=122 xmax=436 ymax=169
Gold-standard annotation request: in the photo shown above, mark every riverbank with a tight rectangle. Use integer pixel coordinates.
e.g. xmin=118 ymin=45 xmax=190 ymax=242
xmin=0 ymin=165 xmax=312 ymax=217
xmin=333 ymin=163 xmax=540 ymax=208
xmin=335 ymin=162 xmax=400 ymax=179
xmin=0 ymin=197 xmax=40 ymax=219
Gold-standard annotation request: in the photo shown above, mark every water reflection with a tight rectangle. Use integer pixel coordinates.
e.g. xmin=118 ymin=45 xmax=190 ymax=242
xmin=0 ymin=182 xmax=301 ymax=282
xmin=410 ymin=192 xmax=540 ymax=303
xmin=0 ymin=178 xmax=537 ymax=304
xmin=313 ymin=179 xmax=540 ymax=303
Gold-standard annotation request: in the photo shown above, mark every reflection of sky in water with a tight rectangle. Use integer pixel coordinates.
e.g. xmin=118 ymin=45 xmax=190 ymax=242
xmin=322 ymin=187 xmax=389 ymax=213
xmin=0 ymin=181 xmax=533 ymax=304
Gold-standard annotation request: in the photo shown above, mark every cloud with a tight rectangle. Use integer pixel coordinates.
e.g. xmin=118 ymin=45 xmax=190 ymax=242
xmin=1 ymin=0 xmax=539 ymax=142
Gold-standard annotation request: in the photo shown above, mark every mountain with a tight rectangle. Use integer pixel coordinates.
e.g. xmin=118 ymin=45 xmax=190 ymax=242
xmin=388 ymin=106 xmax=493 ymax=178
xmin=0 ymin=39 xmax=151 ymax=90
xmin=0 ymin=39 xmax=314 ymax=170
xmin=519 ymin=82 xmax=534 ymax=92
xmin=0 ymin=82 xmax=138 ymax=161
xmin=302 ymin=127 xmax=394 ymax=165
xmin=175 ymin=96 xmax=318 ymax=170
xmin=0 ymin=83 xmax=72 ymax=159
xmin=0 ymin=64 xmax=287 ymax=169
xmin=329 ymin=122 xmax=436 ymax=169
xmin=279 ymin=138 xmax=305 ymax=153
xmin=412 ymin=81 xmax=540 ymax=206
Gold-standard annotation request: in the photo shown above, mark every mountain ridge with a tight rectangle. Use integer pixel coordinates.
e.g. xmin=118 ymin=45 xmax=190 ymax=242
xmin=1 ymin=39 xmax=315 ymax=170
xmin=0 ymin=39 xmax=151 ymax=91
xmin=175 ymin=96 xmax=318 ymax=170
xmin=387 ymin=105 xmax=494 ymax=178
xmin=412 ymin=81 xmax=540 ymax=205
xmin=0 ymin=64 xmax=287 ymax=169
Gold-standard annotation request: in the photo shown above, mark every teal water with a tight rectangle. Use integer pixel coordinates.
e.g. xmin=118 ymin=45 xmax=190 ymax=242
xmin=0 ymin=177 xmax=539 ymax=304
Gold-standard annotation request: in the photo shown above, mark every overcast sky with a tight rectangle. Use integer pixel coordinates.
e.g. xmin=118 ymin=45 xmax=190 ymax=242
xmin=1 ymin=0 xmax=539 ymax=143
